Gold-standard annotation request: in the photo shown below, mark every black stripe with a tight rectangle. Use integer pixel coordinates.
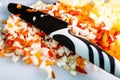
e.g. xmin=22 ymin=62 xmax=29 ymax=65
xmin=69 ymin=32 xmax=115 ymax=75
xmin=53 ymin=35 xmax=75 ymax=52
xmin=80 ymin=38 xmax=105 ymax=69
xmin=105 ymin=52 xmax=115 ymax=74
xmin=85 ymin=44 xmax=94 ymax=64
xmin=72 ymin=33 xmax=116 ymax=74
xmin=72 ymin=34 xmax=105 ymax=69
xmin=54 ymin=34 xmax=115 ymax=74
xmin=98 ymin=51 xmax=105 ymax=69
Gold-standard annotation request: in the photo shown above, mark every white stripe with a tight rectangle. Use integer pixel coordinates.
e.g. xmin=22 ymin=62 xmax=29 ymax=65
xmin=114 ymin=58 xmax=120 ymax=77
xmin=102 ymin=51 xmax=110 ymax=73
xmin=90 ymin=45 xmax=100 ymax=67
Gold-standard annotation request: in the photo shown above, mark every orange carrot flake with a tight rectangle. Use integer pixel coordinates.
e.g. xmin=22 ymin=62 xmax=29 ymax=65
xmin=26 ymin=9 xmax=36 ymax=12
xmin=25 ymin=58 xmax=32 ymax=64
xmin=0 ymin=52 xmax=5 ymax=57
xmin=76 ymin=56 xmax=87 ymax=74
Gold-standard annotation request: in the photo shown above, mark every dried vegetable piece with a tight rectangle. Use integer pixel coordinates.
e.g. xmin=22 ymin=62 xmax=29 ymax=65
xmin=1 ymin=0 xmax=120 ymax=80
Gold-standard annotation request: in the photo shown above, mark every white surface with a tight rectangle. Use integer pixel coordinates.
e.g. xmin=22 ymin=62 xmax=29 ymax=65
xmin=0 ymin=0 xmax=120 ymax=80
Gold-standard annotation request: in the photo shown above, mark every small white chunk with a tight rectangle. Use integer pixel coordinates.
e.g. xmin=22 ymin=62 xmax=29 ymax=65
xmin=12 ymin=41 xmax=23 ymax=48
xmin=12 ymin=55 xmax=21 ymax=63
xmin=30 ymin=55 xmax=39 ymax=65
xmin=70 ymin=70 xmax=77 ymax=76
xmin=15 ymin=48 xmax=24 ymax=55
xmin=5 ymin=52 xmax=14 ymax=57
xmin=39 ymin=61 xmax=46 ymax=69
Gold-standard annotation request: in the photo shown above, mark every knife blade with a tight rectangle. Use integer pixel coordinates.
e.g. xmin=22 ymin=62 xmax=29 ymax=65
xmin=8 ymin=3 xmax=120 ymax=78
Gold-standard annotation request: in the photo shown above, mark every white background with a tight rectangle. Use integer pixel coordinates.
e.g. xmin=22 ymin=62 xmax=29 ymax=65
xmin=0 ymin=0 xmax=120 ymax=80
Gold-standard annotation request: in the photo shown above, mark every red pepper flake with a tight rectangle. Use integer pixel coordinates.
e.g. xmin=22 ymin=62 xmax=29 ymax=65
xmin=76 ymin=65 xmax=87 ymax=74
xmin=14 ymin=37 xmax=24 ymax=45
xmin=35 ymin=31 xmax=46 ymax=37
xmin=48 ymin=49 xmax=54 ymax=58
xmin=7 ymin=39 xmax=14 ymax=46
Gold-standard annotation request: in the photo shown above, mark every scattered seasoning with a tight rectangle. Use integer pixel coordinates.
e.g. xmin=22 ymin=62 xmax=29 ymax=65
xmin=17 ymin=4 xmax=22 ymax=9
xmin=0 ymin=52 xmax=5 ymax=57
xmin=1 ymin=0 xmax=120 ymax=80
xmin=2 ymin=20 xmax=7 ymax=24
xmin=51 ymin=71 xmax=56 ymax=79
